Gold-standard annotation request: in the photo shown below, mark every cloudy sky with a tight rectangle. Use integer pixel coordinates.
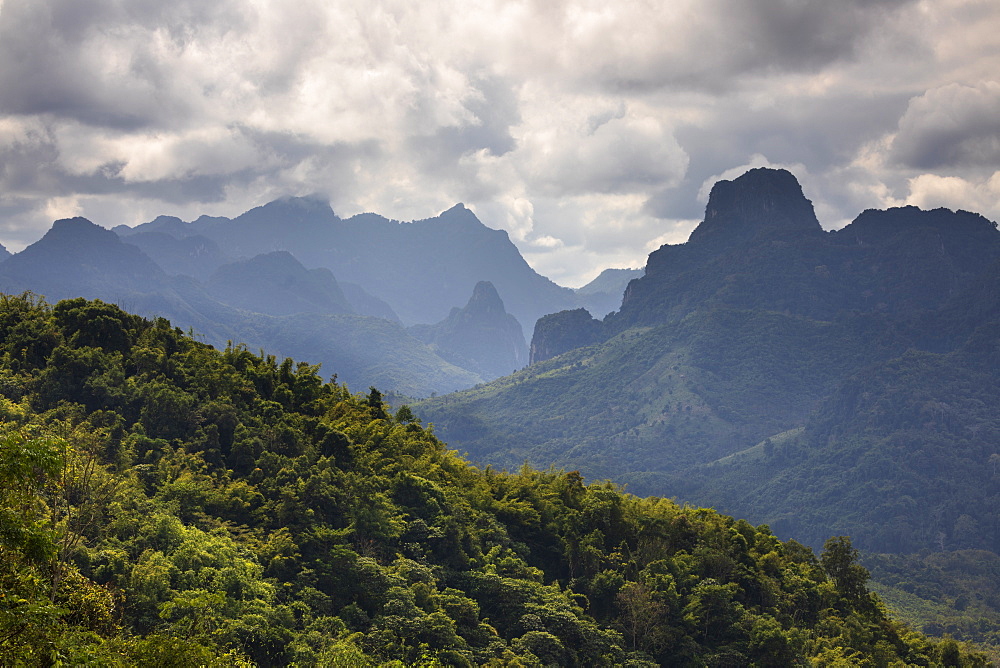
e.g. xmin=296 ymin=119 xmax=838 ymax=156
xmin=1 ymin=0 xmax=998 ymax=286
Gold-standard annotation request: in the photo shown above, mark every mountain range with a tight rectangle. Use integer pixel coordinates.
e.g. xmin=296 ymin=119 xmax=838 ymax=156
xmin=4 ymin=166 xmax=999 ymax=651
xmin=114 ymin=198 xmax=598 ymax=333
xmin=0 ymin=201 xmax=630 ymax=396
xmin=417 ymin=168 xmax=1000 ymax=562
xmin=0 ymin=217 xmax=482 ymax=396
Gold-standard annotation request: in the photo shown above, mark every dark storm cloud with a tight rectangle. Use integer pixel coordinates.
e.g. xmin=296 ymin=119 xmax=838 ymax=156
xmin=728 ymin=0 xmax=914 ymax=69
xmin=0 ymin=0 xmax=247 ymax=129
xmin=889 ymin=82 xmax=1000 ymax=171
xmin=0 ymin=123 xmax=59 ymax=193
xmin=574 ymin=0 xmax=919 ymax=93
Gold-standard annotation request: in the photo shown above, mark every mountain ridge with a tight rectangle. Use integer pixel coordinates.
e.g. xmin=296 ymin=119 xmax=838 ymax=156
xmin=117 ymin=198 xmax=584 ymax=335
xmin=0 ymin=217 xmax=483 ymax=396
xmin=419 ymin=167 xmax=1000 ymax=560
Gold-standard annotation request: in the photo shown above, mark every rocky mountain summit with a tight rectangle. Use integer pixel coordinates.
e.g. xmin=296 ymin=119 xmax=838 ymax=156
xmin=687 ymin=167 xmax=823 ymax=247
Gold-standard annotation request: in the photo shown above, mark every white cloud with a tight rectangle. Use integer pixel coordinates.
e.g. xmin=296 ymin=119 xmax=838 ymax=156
xmin=43 ymin=196 xmax=83 ymax=222
xmin=519 ymin=103 xmax=688 ymax=196
xmin=905 ymin=172 xmax=1000 ymax=219
xmin=529 ymin=235 xmax=564 ymax=249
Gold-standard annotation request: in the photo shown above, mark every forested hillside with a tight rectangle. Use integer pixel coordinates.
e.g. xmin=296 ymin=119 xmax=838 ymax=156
xmin=0 ymin=293 xmax=985 ymax=666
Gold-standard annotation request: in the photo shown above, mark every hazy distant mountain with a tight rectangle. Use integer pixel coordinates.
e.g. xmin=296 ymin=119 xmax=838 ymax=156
xmin=124 ymin=230 xmax=230 ymax=281
xmin=417 ymin=167 xmax=1000 ymax=557
xmin=121 ymin=198 xmax=582 ymax=335
xmin=0 ymin=217 xmax=244 ymax=346
xmin=0 ymin=217 xmax=171 ymax=301
xmin=408 ymin=281 xmax=527 ymax=380
xmin=321 ymin=204 xmax=580 ymax=332
xmin=114 ymin=214 xmax=192 ymax=238
xmin=0 ymin=242 xmax=10 ymax=262
xmin=206 ymin=251 xmax=353 ymax=317
xmin=574 ymin=267 xmax=643 ymax=318
xmin=339 ymin=281 xmax=402 ymax=324
xmin=575 ymin=267 xmax=643 ymax=296
xmin=0 ymin=217 xmax=481 ymax=396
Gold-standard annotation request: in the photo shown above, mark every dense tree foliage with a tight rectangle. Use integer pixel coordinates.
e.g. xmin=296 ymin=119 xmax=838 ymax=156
xmin=0 ymin=294 xmax=989 ymax=665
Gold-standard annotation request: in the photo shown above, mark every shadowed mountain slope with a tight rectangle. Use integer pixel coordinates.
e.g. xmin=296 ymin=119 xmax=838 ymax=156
xmin=417 ymin=167 xmax=1000 ymax=558
xmin=0 ymin=218 xmax=481 ymax=396
xmin=206 ymin=251 xmax=353 ymax=317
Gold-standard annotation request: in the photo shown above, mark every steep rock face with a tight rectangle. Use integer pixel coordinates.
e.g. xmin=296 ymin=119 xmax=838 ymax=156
xmin=620 ymin=168 xmax=825 ymax=325
xmin=409 ymin=281 xmax=528 ymax=380
xmin=529 ymin=308 xmax=604 ymax=364
xmin=616 ymin=169 xmax=830 ymax=328
xmin=686 ymin=167 xmax=823 ymax=248
xmin=205 ymin=251 xmax=353 ymax=316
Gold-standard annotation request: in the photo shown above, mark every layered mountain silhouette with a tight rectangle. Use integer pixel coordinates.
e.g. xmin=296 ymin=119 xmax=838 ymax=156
xmin=123 ymin=228 xmax=229 ymax=281
xmin=408 ymin=281 xmax=527 ymax=380
xmin=0 ymin=218 xmax=480 ymax=396
xmin=0 ymin=217 xmax=170 ymax=299
xmin=205 ymin=251 xmax=353 ymax=317
xmin=2 ymin=191 xmax=655 ymax=396
xmin=338 ymin=281 xmax=402 ymax=323
xmin=0 ymin=193 xmax=639 ymax=396
xmin=418 ymin=167 xmax=1000 ymax=558
xmin=117 ymin=198 xmax=584 ymax=335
